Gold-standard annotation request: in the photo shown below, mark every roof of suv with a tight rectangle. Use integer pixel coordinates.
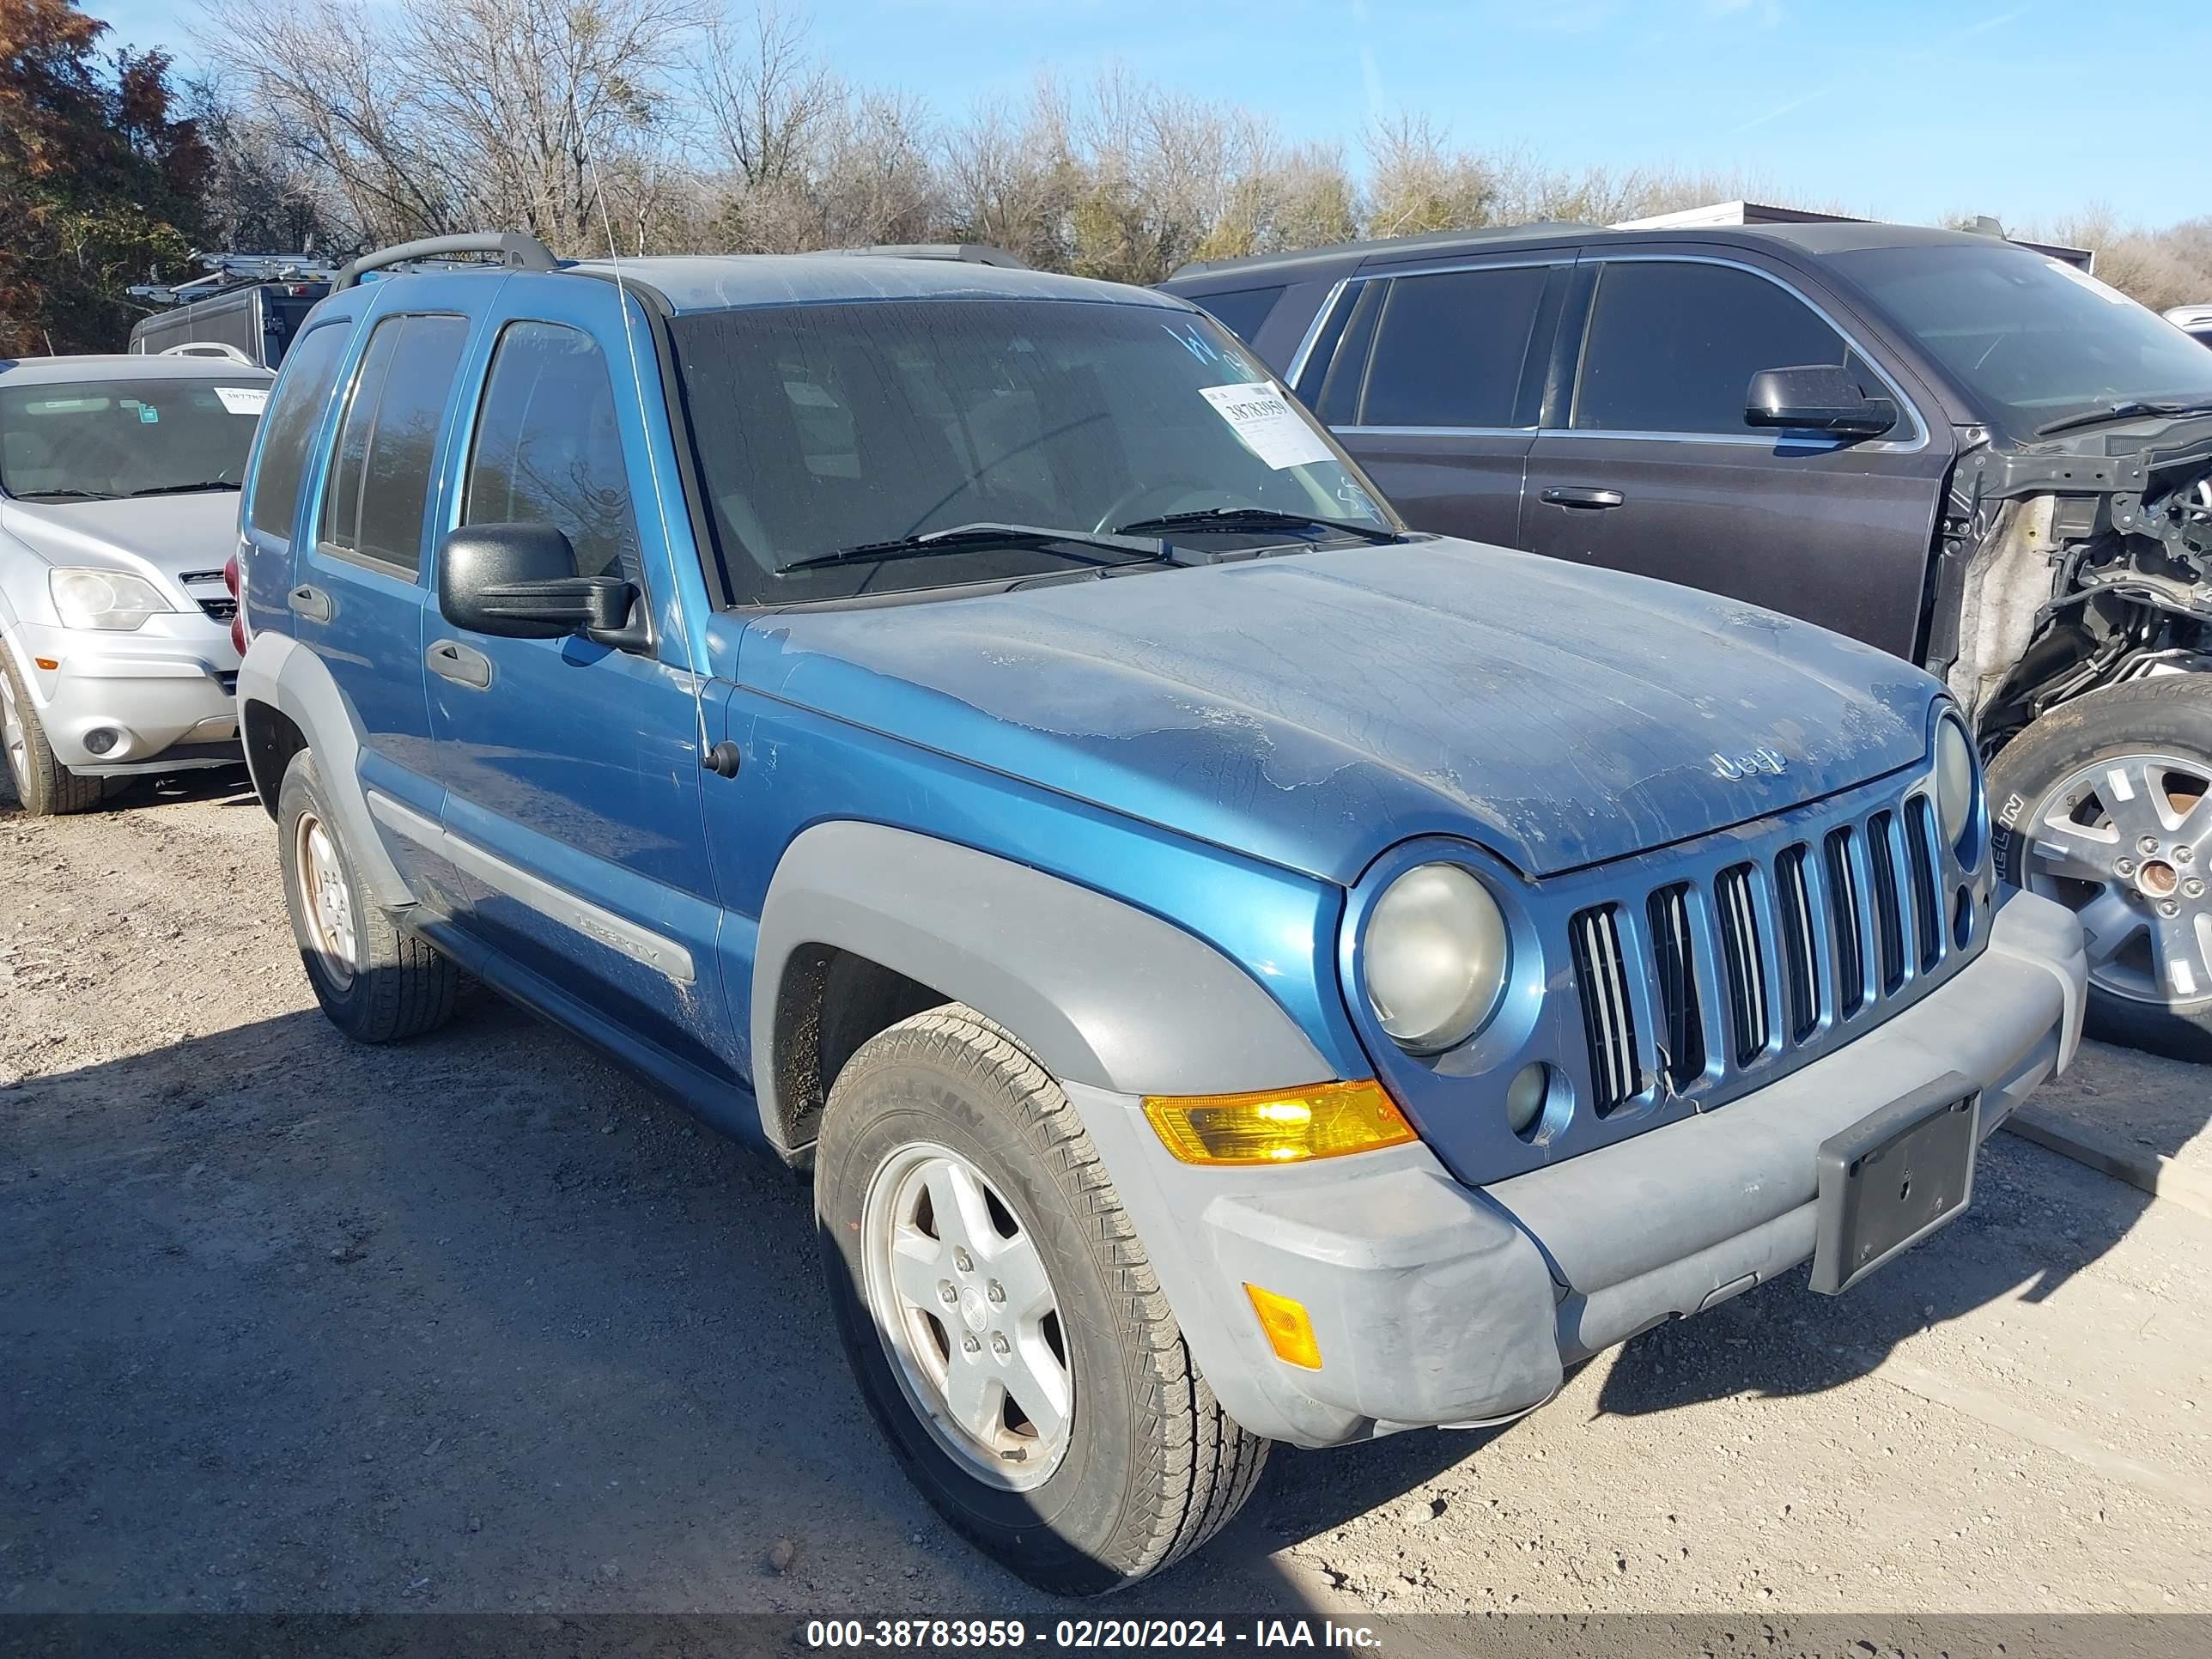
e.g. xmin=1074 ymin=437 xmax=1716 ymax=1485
xmin=562 ymin=253 xmax=1186 ymax=316
xmin=1164 ymin=220 xmax=2027 ymax=286
xmin=0 ymin=353 xmax=274 ymax=385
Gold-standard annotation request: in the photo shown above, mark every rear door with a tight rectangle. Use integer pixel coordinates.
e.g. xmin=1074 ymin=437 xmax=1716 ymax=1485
xmin=415 ymin=281 xmax=734 ymax=1084
xmin=1310 ymin=258 xmax=1571 ymax=549
xmin=1518 ymin=251 xmax=1953 ymax=656
xmin=291 ymin=300 xmax=477 ymax=843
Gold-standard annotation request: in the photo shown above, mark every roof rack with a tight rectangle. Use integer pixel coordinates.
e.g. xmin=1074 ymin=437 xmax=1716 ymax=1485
xmin=127 ymin=251 xmax=343 ymax=307
xmin=1168 ymin=221 xmax=1596 ymax=282
xmin=335 ymin=232 xmax=562 ymax=291
xmin=819 ymin=243 xmax=1029 ymax=269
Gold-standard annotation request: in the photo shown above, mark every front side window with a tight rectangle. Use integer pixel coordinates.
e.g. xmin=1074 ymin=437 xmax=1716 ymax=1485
xmin=248 ymin=323 xmax=351 ymax=538
xmin=318 ymin=313 xmax=470 ymax=574
xmin=1360 ymin=265 xmax=1551 ymax=428
xmin=462 ymin=321 xmax=642 ymax=583
xmin=671 ymin=299 xmax=1397 ymax=604
xmin=1829 ymin=242 xmax=2212 ymax=434
xmin=1 ymin=375 xmax=268 ymax=505
xmin=1573 ymin=261 xmax=1851 ymax=435
xmin=1188 ymin=285 xmax=1285 ymax=345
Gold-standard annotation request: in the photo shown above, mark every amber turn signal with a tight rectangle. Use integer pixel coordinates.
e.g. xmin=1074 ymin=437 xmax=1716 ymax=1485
xmin=1244 ymin=1283 xmax=1322 ymax=1370
xmin=1142 ymin=1079 xmax=1415 ymax=1165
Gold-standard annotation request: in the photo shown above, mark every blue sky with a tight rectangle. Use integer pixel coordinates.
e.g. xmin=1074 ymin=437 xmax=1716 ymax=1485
xmin=94 ymin=0 xmax=2206 ymax=232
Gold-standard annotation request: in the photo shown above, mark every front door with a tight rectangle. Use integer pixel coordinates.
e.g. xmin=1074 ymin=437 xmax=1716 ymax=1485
xmin=1518 ymin=254 xmax=1953 ymax=658
xmin=1320 ymin=262 xmax=1570 ymax=550
xmin=414 ymin=284 xmax=734 ymax=1085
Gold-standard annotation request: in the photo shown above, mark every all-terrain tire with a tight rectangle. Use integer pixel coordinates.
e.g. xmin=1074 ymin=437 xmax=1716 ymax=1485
xmin=0 ymin=651 xmax=103 ymax=817
xmin=816 ymin=1004 xmax=1269 ymax=1595
xmin=276 ymin=749 xmax=459 ymax=1043
xmin=1989 ymin=676 xmax=2212 ymax=1061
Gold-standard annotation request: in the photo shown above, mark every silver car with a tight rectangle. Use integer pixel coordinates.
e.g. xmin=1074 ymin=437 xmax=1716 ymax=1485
xmin=1 ymin=355 xmax=270 ymax=814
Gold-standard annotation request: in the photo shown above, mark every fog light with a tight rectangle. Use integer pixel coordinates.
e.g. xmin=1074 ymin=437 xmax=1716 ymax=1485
xmin=1244 ymin=1283 xmax=1322 ymax=1370
xmin=82 ymin=727 xmax=120 ymax=756
xmin=1143 ymin=1079 xmax=1415 ymax=1165
xmin=1506 ymin=1062 xmax=1549 ymax=1137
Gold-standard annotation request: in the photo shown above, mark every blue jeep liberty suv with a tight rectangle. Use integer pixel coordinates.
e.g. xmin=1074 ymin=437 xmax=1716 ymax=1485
xmin=234 ymin=232 xmax=2089 ymax=1594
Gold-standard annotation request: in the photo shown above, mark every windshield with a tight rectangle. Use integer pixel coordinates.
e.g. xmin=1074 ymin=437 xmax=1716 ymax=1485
xmin=1830 ymin=243 xmax=2212 ymax=436
xmin=669 ymin=298 xmax=1398 ymax=602
xmin=0 ymin=377 xmax=267 ymax=501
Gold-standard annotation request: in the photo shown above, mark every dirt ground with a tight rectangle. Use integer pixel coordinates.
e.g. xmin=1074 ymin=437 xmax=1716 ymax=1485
xmin=4 ymin=766 xmax=2211 ymax=1626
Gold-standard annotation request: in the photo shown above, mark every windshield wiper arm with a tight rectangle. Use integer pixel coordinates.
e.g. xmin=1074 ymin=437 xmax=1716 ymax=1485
xmin=778 ymin=521 xmax=1172 ymax=574
xmin=128 ymin=481 xmax=241 ymax=496
xmin=15 ymin=489 xmax=116 ymax=501
xmin=2034 ymin=400 xmax=2212 ymax=437
xmin=1112 ymin=506 xmax=1402 ymax=544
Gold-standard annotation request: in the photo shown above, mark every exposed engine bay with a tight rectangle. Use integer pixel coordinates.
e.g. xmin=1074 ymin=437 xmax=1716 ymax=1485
xmin=1931 ymin=424 xmax=2212 ymax=750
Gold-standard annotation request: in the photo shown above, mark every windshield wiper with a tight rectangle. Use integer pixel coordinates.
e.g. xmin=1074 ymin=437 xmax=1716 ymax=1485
xmin=128 ymin=481 xmax=241 ymax=496
xmin=2034 ymin=400 xmax=2212 ymax=437
xmin=1112 ymin=506 xmax=1402 ymax=544
xmin=14 ymin=489 xmax=116 ymax=502
xmin=778 ymin=521 xmax=1172 ymax=574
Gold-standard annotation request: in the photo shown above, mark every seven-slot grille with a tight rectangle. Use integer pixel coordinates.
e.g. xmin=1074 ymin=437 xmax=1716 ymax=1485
xmin=1570 ymin=794 xmax=1959 ymax=1114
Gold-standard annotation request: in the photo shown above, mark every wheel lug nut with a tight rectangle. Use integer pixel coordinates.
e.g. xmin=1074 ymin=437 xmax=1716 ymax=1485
xmin=987 ymin=1281 xmax=1005 ymax=1304
xmin=2159 ymin=899 xmax=2181 ymax=919
xmin=2187 ymin=878 xmax=2206 ymax=899
xmin=962 ymin=1334 xmax=981 ymax=1354
xmin=990 ymin=1333 xmax=1010 ymax=1357
xmin=2138 ymin=836 xmax=2160 ymax=855
xmin=938 ymin=1282 xmax=957 ymax=1304
xmin=2179 ymin=846 xmax=2197 ymax=865
xmin=2117 ymin=859 xmax=2136 ymax=877
xmin=951 ymin=1247 xmax=973 ymax=1273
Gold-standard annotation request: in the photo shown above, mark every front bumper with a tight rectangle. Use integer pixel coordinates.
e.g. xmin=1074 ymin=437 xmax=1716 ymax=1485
xmin=1070 ymin=887 xmax=2087 ymax=1448
xmin=3 ymin=620 xmax=240 ymax=775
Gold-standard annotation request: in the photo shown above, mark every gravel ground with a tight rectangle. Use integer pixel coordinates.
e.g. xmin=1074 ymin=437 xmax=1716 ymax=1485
xmin=4 ymin=766 xmax=2211 ymax=1626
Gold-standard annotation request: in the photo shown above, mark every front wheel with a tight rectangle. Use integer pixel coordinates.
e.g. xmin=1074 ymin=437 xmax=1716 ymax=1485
xmin=816 ymin=1006 xmax=1267 ymax=1595
xmin=1990 ymin=677 xmax=2212 ymax=1060
xmin=1 ymin=650 xmax=102 ymax=817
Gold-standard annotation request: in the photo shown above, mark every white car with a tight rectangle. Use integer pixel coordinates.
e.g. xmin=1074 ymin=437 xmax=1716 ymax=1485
xmin=1 ymin=354 xmax=270 ymax=815
xmin=2168 ymin=304 xmax=2212 ymax=348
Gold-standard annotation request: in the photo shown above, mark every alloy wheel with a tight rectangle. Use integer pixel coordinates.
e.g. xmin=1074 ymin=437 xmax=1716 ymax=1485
xmin=0 ymin=670 xmax=24 ymax=799
xmin=2021 ymin=750 xmax=2212 ymax=1007
xmin=294 ymin=810 xmax=359 ymax=988
xmin=860 ymin=1141 xmax=1073 ymax=1490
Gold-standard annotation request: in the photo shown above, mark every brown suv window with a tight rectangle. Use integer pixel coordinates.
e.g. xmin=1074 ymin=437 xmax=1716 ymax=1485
xmin=1359 ymin=266 xmax=1551 ymax=428
xmin=1574 ymin=261 xmax=1849 ymax=435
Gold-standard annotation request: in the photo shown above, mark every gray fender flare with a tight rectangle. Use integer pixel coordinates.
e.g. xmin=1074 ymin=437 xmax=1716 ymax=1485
xmin=750 ymin=820 xmax=1334 ymax=1150
xmin=235 ymin=631 xmax=415 ymax=909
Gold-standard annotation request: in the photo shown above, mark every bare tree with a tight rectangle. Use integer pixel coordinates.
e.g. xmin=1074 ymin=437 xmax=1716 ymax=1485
xmin=1361 ymin=112 xmax=1492 ymax=239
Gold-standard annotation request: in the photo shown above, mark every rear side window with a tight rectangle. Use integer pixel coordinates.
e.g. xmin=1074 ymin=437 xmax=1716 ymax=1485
xmin=1573 ymin=261 xmax=1849 ymax=435
xmin=462 ymin=321 xmax=641 ymax=583
xmin=1187 ymin=285 xmax=1285 ymax=345
xmin=1360 ymin=266 xmax=1550 ymax=428
xmin=247 ymin=323 xmax=351 ymax=538
xmin=317 ymin=313 xmax=470 ymax=573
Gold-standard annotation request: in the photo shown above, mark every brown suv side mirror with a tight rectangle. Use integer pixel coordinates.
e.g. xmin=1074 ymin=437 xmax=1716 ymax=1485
xmin=1745 ymin=365 xmax=1899 ymax=439
xmin=436 ymin=523 xmax=644 ymax=647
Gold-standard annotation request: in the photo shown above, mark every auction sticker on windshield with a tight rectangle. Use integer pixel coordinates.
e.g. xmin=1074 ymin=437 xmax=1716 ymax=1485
xmin=1199 ymin=382 xmax=1334 ymax=470
xmin=215 ymin=386 xmax=270 ymax=416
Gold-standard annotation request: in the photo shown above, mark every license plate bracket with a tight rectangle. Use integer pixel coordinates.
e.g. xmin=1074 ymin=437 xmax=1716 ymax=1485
xmin=1810 ymin=1071 xmax=1979 ymax=1296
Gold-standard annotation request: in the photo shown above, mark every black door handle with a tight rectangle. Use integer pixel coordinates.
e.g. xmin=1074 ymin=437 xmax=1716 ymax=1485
xmin=1540 ymin=486 xmax=1626 ymax=509
xmin=288 ymin=584 xmax=333 ymax=621
xmin=425 ymin=638 xmax=492 ymax=690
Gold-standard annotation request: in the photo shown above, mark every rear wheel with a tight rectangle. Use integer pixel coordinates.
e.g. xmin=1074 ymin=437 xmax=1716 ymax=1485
xmin=1990 ymin=678 xmax=2212 ymax=1060
xmin=1 ymin=652 xmax=102 ymax=817
xmin=816 ymin=1005 xmax=1267 ymax=1594
xmin=276 ymin=750 xmax=459 ymax=1042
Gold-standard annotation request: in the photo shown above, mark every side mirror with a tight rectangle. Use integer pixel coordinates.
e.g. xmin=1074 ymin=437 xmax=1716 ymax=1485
xmin=1745 ymin=365 xmax=1899 ymax=439
xmin=436 ymin=523 xmax=640 ymax=644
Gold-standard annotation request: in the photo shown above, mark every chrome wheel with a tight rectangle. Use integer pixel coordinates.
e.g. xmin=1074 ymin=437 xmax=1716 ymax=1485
xmin=860 ymin=1142 xmax=1073 ymax=1490
xmin=2022 ymin=750 xmax=2212 ymax=1007
xmin=294 ymin=810 xmax=358 ymax=988
xmin=0 ymin=668 xmax=24 ymax=797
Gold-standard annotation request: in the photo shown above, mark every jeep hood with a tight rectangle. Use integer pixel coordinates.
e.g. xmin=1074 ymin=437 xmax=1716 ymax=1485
xmin=0 ymin=492 xmax=242 ymax=586
xmin=736 ymin=540 xmax=1938 ymax=884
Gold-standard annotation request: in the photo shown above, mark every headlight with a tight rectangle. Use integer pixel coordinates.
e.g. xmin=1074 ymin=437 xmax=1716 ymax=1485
xmin=1935 ymin=714 xmax=1978 ymax=852
xmin=1363 ymin=862 xmax=1510 ymax=1054
xmin=49 ymin=568 xmax=173 ymax=631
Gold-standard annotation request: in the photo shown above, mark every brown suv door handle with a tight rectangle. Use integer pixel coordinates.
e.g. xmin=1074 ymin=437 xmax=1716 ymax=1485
xmin=425 ymin=638 xmax=492 ymax=690
xmin=1540 ymin=486 xmax=1626 ymax=509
